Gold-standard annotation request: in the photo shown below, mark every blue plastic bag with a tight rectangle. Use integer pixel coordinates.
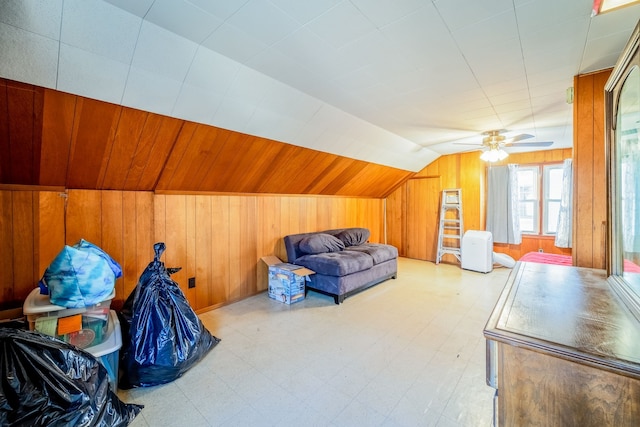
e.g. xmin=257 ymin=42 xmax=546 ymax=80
xmin=39 ymin=239 xmax=122 ymax=308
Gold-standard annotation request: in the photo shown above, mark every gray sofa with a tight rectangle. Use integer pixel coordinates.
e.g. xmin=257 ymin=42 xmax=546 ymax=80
xmin=283 ymin=228 xmax=398 ymax=304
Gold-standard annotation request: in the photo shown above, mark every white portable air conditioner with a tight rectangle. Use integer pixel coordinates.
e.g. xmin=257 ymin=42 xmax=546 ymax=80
xmin=461 ymin=230 xmax=493 ymax=273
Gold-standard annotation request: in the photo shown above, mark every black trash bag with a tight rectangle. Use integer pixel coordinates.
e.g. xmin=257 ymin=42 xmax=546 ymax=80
xmin=118 ymin=242 xmax=220 ymax=389
xmin=0 ymin=328 xmax=142 ymax=427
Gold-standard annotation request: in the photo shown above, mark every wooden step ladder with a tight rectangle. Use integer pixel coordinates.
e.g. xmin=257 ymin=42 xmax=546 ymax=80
xmin=436 ymin=189 xmax=463 ymax=264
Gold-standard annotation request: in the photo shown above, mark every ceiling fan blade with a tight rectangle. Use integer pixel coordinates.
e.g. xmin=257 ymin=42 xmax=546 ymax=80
xmin=452 ymin=142 xmax=484 ymax=145
xmin=507 ymin=133 xmax=534 ymax=143
xmin=507 ymin=141 xmax=554 ymax=147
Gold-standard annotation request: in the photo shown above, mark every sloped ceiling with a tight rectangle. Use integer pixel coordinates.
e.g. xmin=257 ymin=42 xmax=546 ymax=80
xmin=0 ymin=1 xmax=639 ymax=172
xmin=0 ymin=79 xmax=413 ymax=197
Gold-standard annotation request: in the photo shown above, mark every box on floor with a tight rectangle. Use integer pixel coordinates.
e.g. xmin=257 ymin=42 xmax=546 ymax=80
xmin=260 ymin=256 xmax=314 ymax=304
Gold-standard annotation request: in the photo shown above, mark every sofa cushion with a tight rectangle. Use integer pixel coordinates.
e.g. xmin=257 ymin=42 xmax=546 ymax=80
xmin=299 ymin=233 xmax=345 ymax=255
xmin=345 ymin=243 xmax=398 ymax=264
xmin=296 ymin=251 xmax=374 ymax=276
xmin=335 ymin=228 xmax=370 ymax=247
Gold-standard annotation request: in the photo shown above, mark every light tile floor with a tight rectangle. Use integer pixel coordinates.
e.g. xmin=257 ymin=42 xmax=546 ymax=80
xmin=117 ymin=257 xmax=511 ymax=427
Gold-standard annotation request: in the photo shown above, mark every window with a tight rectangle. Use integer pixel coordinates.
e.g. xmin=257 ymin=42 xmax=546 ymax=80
xmin=516 ymin=163 xmax=564 ymax=235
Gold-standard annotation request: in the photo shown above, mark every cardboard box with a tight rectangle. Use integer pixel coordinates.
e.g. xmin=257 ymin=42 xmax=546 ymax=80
xmin=260 ymin=256 xmax=314 ymax=304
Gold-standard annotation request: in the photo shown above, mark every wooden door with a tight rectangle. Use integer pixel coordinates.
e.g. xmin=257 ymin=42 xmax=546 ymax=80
xmin=406 ymin=177 xmax=440 ymax=261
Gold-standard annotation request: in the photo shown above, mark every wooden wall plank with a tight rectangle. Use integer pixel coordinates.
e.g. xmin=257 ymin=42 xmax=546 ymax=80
xmin=134 ymin=191 xmax=155 ymax=289
xmin=406 ymin=179 xmax=431 ymax=260
xmin=211 ymin=195 xmax=230 ymax=305
xmin=6 ymin=82 xmax=39 ymax=184
xmin=184 ymin=196 xmax=196 ymax=303
xmin=0 ymin=191 xmax=15 ymax=304
xmin=120 ymin=192 xmax=140 ymax=305
xmin=101 ymin=109 xmax=149 ymax=189
xmin=0 ymin=81 xmax=9 ymax=183
xmin=326 ymin=160 xmax=369 ymax=195
xmin=592 ymin=71 xmax=609 ymax=270
xmin=65 ymin=190 xmax=102 ymax=245
xmin=40 ymin=90 xmax=76 ymax=186
xmin=182 ymin=127 xmax=230 ymax=191
xmin=155 ymin=122 xmax=199 ymax=191
xmin=36 ymin=191 xmax=65 ymax=278
xmin=385 ymin=185 xmax=406 ymax=253
xmin=66 ymin=99 xmax=121 ymax=189
xmin=195 ymin=196 xmax=212 ymax=306
xmin=256 ymin=147 xmax=324 ymax=194
xmin=227 ymin=197 xmax=243 ymax=301
xmin=572 ymin=70 xmax=611 ymax=268
xmin=164 ymin=195 xmax=188 ymax=296
xmin=574 ymin=73 xmax=595 ymax=267
xmin=128 ymin=115 xmax=183 ymax=191
xmin=11 ymin=191 xmax=35 ymax=300
xmin=257 ymin=196 xmax=283 ymax=261
xmin=303 ymin=156 xmax=349 ymax=194
xmin=101 ymin=191 xmax=124 ymax=306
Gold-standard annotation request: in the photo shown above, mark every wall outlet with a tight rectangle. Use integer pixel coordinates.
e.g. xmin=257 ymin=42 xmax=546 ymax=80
xmin=188 ymin=277 xmax=196 ymax=288
xmin=538 ymin=248 xmax=543 ymax=253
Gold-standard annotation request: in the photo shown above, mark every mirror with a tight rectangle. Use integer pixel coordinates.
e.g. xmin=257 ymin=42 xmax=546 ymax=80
xmin=606 ymin=20 xmax=640 ymax=315
xmin=619 ymin=66 xmax=640 ymax=282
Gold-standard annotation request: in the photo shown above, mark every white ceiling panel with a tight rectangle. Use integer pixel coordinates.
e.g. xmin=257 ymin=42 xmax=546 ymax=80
xmin=515 ymin=0 xmax=590 ymax=35
xmin=433 ymin=0 xmax=513 ymax=31
xmin=247 ymin=47 xmax=323 ymax=93
xmin=122 ymin=66 xmax=183 ymax=116
xmin=268 ymin=0 xmax=341 ymax=25
xmin=132 ymin=21 xmax=198 ymax=82
xmin=452 ymin=10 xmax=518 ymax=52
xmin=227 ymin=0 xmax=300 ymax=46
xmin=145 ymin=0 xmax=223 ymax=43
xmin=61 ymin=0 xmax=140 ymax=64
xmin=1 ymin=0 xmax=638 ymax=171
xmin=186 ymin=0 xmax=250 ymax=22
xmin=349 ymin=0 xmax=424 ymax=28
xmin=103 ymin=0 xmax=154 ymax=18
xmin=210 ymin=97 xmax=257 ymax=132
xmin=58 ymin=43 xmax=129 ymax=104
xmin=183 ymin=48 xmax=241 ymax=93
xmin=0 ymin=22 xmax=58 ymax=88
xmin=305 ymin=1 xmax=376 ymax=49
xmin=0 ymin=0 xmax=62 ymax=40
xmin=172 ymin=82 xmax=224 ymax=124
xmin=202 ymin=22 xmax=269 ymax=64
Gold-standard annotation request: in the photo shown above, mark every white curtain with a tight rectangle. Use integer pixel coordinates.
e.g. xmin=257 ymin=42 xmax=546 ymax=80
xmin=487 ymin=164 xmax=521 ymax=244
xmin=555 ymin=159 xmax=573 ymax=248
xmin=622 ymin=154 xmax=640 ymax=253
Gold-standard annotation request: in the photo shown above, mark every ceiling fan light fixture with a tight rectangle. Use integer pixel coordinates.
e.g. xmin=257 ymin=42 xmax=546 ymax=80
xmin=480 ymin=148 xmax=508 ymax=162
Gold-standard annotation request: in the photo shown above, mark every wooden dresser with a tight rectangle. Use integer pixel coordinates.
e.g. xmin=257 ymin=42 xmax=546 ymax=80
xmin=484 ymin=262 xmax=640 ymax=426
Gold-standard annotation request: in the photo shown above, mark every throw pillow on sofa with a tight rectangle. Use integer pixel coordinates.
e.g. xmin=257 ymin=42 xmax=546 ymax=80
xmin=335 ymin=228 xmax=370 ymax=247
xmin=299 ymin=233 xmax=345 ymax=254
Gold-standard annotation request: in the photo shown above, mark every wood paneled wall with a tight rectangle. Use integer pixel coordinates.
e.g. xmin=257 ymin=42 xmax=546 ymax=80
xmin=386 ymin=149 xmax=573 ymax=262
xmin=154 ymin=194 xmax=383 ymax=311
xmin=0 ymin=78 xmax=413 ymax=198
xmin=0 ymin=190 xmax=65 ymax=308
xmin=1 ymin=189 xmax=384 ymax=312
xmin=573 ymin=69 xmax=610 ymax=269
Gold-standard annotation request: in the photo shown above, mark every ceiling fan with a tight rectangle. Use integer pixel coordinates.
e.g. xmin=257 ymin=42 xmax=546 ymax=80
xmin=455 ymin=130 xmax=554 ymax=149
xmin=454 ymin=130 xmax=554 ymax=162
